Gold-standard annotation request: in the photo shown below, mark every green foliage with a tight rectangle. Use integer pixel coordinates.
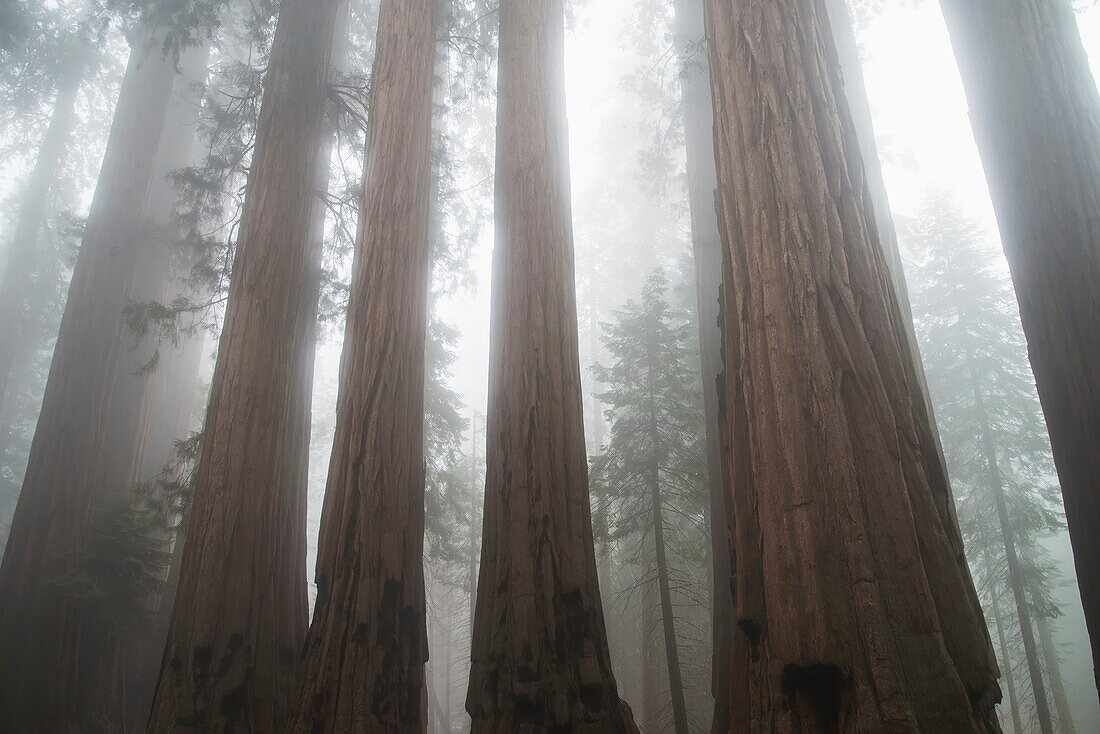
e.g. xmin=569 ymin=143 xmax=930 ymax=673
xmin=902 ymin=193 xmax=1069 ymax=715
xmin=590 ymin=270 xmax=708 ymax=570
xmin=46 ymin=496 xmax=171 ymax=638
xmin=43 ymin=431 xmax=200 ymax=639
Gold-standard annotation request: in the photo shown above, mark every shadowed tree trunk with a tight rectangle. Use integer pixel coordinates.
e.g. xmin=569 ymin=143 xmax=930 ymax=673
xmin=989 ymin=584 xmax=1024 ymax=734
xmin=1037 ymin=615 xmax=1077 ymax=734
xmin=288 ymin=0 xmax=437 ymax=730
xmin=145 ymin=0 xmax=344 ymax=729
xmin=0 ymin=59 xmax=84 ymax=423
xmin=937 ymin=0 xmax=1100 ymax=691
xmin=970 ymin=362 xmax=1054 ymax=734
xmin=668 ymin=4 xmax=729 ymax=731
xmin=0 ymin=25 xmax=187 ymax=733
xmin=645 ymin=321 xmax=689 ymax=734
xmin=464 ymin=1 xmax=638 ymax=731
xmin=701 ymin=0 xmax=1002 ymax=729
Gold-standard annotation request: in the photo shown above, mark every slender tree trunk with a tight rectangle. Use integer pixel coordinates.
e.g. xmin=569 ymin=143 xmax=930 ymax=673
xmin=0 ymin=63 xmax=82 ymax=421
xmin=0 ymin=26 xmax=184 ymax=733
xmin=702 ymin=0 xmax=1002 ymax=729
xmin=642 ymin=576 xmax=661 ymax=734
xmin=668 ymin=5 xmax=730 ymax=732
xmin=465 ymin=1 xmax=638 ymax=731
xmin=970 ymin=362 xmax=1054 ymax=734
xmin=937 ymin=0 xmax=1100 ymax=692
xmin=146 ymin=0 xmax=344 ymax=729
xmin=1037 ymin=615 xmax=1077 ymax=734
xmin=288 ymin=1 xmax=436 ymax=731
xmin=990 ymin=585 xmax=1024 ymax=734
xmin=645 ymin=326 xmax=689 ymax=734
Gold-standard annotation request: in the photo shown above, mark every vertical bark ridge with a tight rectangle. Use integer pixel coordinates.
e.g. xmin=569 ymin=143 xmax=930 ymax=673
xmin=465 ymin=1 xmax=638 ymax=731
xmin=146 ymin=0 xmax=343 ymax=729
xmin=702 ymin=0 xmax=1002 ymax=729
xmin=288 ymin=0 xmax=437 ymax=730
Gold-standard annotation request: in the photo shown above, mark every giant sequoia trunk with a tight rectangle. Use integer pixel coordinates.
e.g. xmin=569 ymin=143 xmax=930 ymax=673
xmin=0 ymin=61 xmax=82 ymax=421
xmin=701 ymin=0 xmax=1002 ymax=729
xmin=465 ymin=1 xmax=637 ymax=731
xmin=668 ymin=5 xmax=730 ymax=731
xmin=937 ymin=0 xmax=1100 ymax=692
xmin=146 ymin=1 xmax=343 ymax=730
xmin=288 ymin=0 xmax=437 ymax=730
xmin=0 ymin=26 xmax=183 ymax=733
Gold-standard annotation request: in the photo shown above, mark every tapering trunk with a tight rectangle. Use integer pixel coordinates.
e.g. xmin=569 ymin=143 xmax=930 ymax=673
xmin=642 ymin=576 xmax=661 ymax=734
xmin=0 ymin=63 xmax=82 ymax=422
xmin=645 ymin=325 xmax=689 ymax=734
xmin=668 ymin=5 xmax=729 ymax=731
xmin=823 ymin=0 xmax=951 ymax=480
xmin=146 ymin=0 xmax=343 ymax=729
xmin=465 ymin=1 xmax=637 ymax=731
xmin=0 ymin=26 xmax=185 ymax=733
xmin=651 ymin=481 xmax=689 ymax=734
xmin=937 ymin=0 xmax=1100 ymax=692
xmin=970 ymin=363 xmax=1054 ymax=734
xmin=1037 ymin=614 xmax=1077 ymax=734
xmin=288 ymin=1 xmax=436 ymax=731
xmin=702 ymin=0 xmax=1002 ymax=729
xmin=990 ymin=586 xmax=1024 ymax=734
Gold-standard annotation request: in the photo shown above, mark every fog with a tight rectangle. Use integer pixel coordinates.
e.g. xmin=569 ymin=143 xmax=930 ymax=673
xmin=0 ymin=0 xmax=1098 ymax=731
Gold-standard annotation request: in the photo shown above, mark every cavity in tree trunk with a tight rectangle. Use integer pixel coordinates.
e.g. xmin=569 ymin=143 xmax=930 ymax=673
xmin=970 ymin=362 xmax=1054 ymax=734
xmin=702 ymin=0 xmax=1002 ymax=728
xmin=0 ymin=26 xmax=183 ymax=733
xmin=146 ymin=0 xmax=343 ymax=729
xmin=465 ymin=1 xmax=638 ymax=731
xmin=937 ymin=0 xmax=1100 ymax=691
xmin=288 ymin=0 xmax=436 ymax=730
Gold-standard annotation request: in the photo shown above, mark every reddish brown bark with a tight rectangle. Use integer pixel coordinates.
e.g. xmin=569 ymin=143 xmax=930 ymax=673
xmin=937 ymin=0 xmax=1100 ymax=694
xmin=287 ymin=0 xmax=437 ymax=730
xmin=701 ymin=0 xmax=1002 ymax=729
xmin=0 ymin=26 xmax=183 ymax=733
xmin=464 ymin=1 xmax=638 ymax=731
xmin=145 ymin=0 xmax=344 ymax=729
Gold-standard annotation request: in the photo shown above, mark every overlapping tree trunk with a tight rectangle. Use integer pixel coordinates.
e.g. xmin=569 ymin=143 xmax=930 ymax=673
xmin=146 ymin=0 xmax=343 ymax=729
xmin=668 ymin=4 xmax=731 ymax=731
xmin=937 ymin=0 xmax=1100 ymax=693
xmin=0 ymin=25 xmax=182 ymax=733
xmin=288 ymin=0 xmax=437 ymax=730
xmin=701 ymin=0 xmax=1002 ymax=729
xmin=465 ymin=1 xmax=638 ymax=731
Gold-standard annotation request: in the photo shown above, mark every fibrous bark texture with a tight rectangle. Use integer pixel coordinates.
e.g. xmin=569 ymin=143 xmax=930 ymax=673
xmin=288 ymin=0 xmax=437 ymax=731
xmin=701 ymin=0 xmax=1002 ymax=729
xmin=465 ymin=1 xmax=638 ymax=732
xmin=937 ymin=0 xmax=1100 ymax=693
xmin=668 ymin=4 xmax=731 ymax=731
xmin=146 ymin=1 xmax=342 ymax=730
xmin=0 ymin=27 xmax=180 ymax=733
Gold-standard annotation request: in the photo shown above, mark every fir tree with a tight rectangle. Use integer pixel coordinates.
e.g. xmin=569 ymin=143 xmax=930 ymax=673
xmin=591 ymin=270 xmax=710 ymax=734
xmin=903 ymin=193 xmax=1073 ymax=734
